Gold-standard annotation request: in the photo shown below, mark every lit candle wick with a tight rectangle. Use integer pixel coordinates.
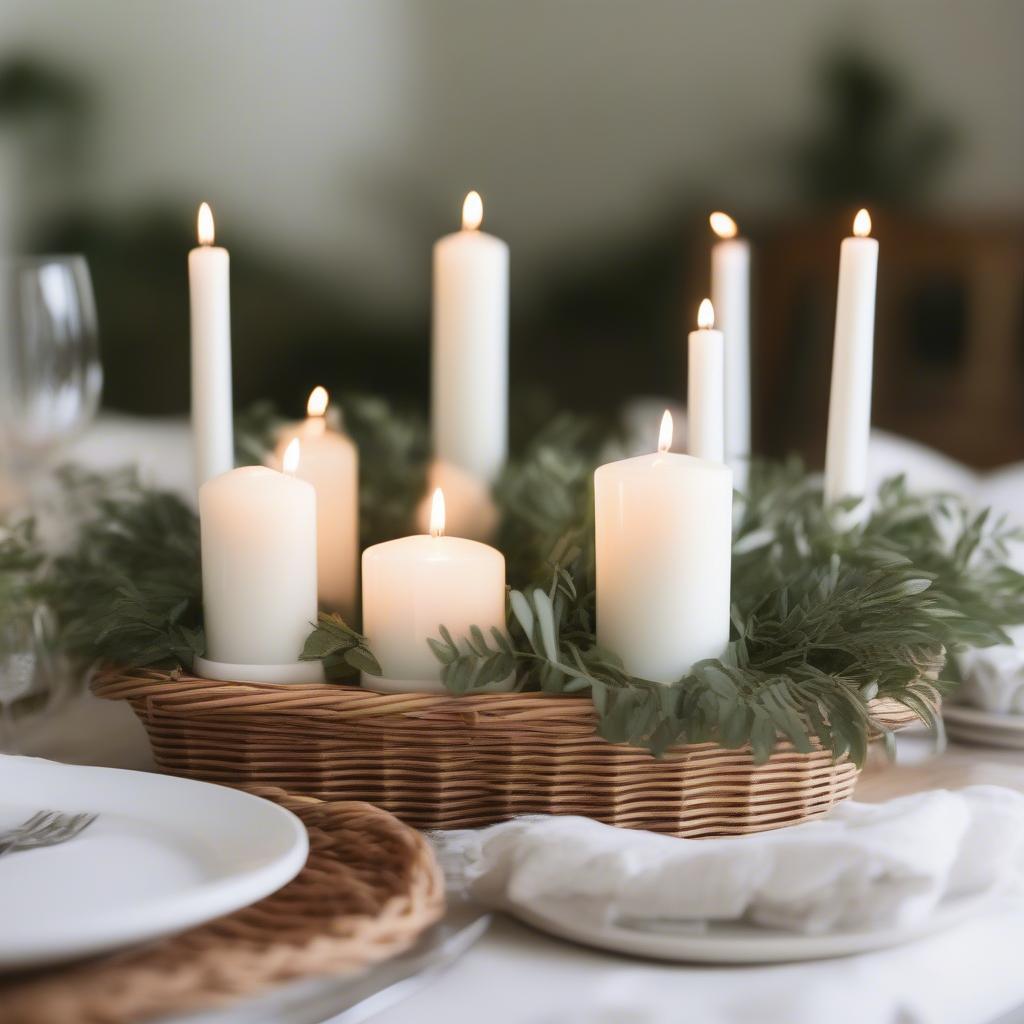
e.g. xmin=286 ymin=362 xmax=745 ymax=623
xmin=697 ymin=298 xmax=716 ymax=330
xmin=462 ymin=190 xmax=483 ymax=231
xmin=853 ymin=208 xmax=872 ymax=238
xmin=307 ymin=385 xmax=329 ymax=418
xmin=282 ymin=438 xmax=301 ymax=476
xmin=197 ymin=201 xmax=216 ymax=246
xmin=657 ymin=410 xmax=673 ymax=454
xmin=709 ymin=211 xmax=738 ymax=240
xmin=429 ymin=488 xmax=446 ymax=537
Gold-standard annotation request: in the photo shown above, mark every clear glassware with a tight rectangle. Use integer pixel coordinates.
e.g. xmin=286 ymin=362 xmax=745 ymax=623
xmin=0 ymin=254 xmax=102 ymax=486
xmin=0 ymin=604 xmax=58 ymax=753
xmin=0 ymin=255 xmax=101 ymax=742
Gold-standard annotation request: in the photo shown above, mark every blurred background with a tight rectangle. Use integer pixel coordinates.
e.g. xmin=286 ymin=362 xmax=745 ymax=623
xmin=1 ymin=0 xmax=1021 ymax=466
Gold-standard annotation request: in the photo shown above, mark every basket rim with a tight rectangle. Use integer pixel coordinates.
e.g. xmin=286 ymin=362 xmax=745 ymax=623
xmin=91 ymin=664 xmax=935 ymax=735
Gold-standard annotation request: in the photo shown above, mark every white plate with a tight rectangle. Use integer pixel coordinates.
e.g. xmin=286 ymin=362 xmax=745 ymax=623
xmin=944 ymin=705 xmax=1024 ymax=750
xmin=0 ymin=756 xmax=308 ymax=970
xmin=512 ymin=890 xmax=995 ymax=964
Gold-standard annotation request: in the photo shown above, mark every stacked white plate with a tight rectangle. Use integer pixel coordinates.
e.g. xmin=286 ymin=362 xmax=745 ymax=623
xmin=0 ymin=756 xmax=308 ymax=969
xmin=944 ymin=704 xmax=1024 ymax=750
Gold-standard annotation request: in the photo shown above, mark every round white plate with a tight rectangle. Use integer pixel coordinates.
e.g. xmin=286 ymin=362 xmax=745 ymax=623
xmin=944 ymin=705 xmax=1024 ymax=750
xmin=0 ymin=756 xmax=308 ymax=969
xmin=512 ymin=890 xmax=995 ymax=964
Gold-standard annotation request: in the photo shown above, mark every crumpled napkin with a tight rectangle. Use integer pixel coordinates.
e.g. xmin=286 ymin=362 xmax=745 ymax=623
xmin=958 ymin=626 xmax=1024 ymax=716
xmin=432 ymin=787 xmax=1024 ymax=935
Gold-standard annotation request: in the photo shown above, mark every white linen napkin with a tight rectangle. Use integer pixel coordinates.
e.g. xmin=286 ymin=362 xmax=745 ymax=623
xmin=432 ymin=787 xmax=1024 ymax=935
xmin=958 ymin=626 xmax=1024 ymax=715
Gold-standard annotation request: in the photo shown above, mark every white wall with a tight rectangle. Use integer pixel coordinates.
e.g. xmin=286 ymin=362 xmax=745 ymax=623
xmin=3 ymin=0 xmax=1021 ymax=318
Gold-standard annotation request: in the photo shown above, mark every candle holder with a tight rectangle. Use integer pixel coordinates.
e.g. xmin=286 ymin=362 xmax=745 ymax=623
xmin=193 ymin=656 xmax=325 ymax=686
xmin=93 ymin=667 xmax=930 ymax=840
xmin=360 ymin=669 xmax=516 ymax=695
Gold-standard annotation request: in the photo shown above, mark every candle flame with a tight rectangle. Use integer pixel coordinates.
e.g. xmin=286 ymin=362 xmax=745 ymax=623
xmin=709 ymin=211 xmax=738 ymax=239
xmin=307 ymin=385 xmax=329 ymax=417
xmin=282 ymin=437 xmax=301 ymax=475
xmin=429 ymin=487 xmax=446 ymax=537
xmin=462 ymin=190 xmax=483 ymax=231
xmin=657 ymin=410 xmax=673 ymax=454
xmin=697 ymin=298 xmax=716 ymax=330
xmin=853 ymin=208 xmax=872 ymax=238
xmin=197 ymin=202 xmax=215 ymax=246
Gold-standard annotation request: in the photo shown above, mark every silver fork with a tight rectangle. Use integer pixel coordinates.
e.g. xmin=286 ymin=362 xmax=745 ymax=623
xmin=0 ymin=811 xmax=98 ymax=857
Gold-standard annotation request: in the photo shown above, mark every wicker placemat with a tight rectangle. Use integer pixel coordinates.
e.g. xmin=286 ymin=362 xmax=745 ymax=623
xmin=2 ymin=789 xmax=445 ymax=1024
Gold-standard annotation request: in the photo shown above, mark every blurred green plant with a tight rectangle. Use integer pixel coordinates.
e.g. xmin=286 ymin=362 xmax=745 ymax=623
xmin=794 ymin=48 xmax=957 ymax=204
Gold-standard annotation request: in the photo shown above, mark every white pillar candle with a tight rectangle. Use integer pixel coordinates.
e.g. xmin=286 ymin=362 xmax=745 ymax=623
xmin=199 ymin=440 xmax=318 ymax=665
xmin=273 ymin=387 xmax=359 ymax=620
xmin=362 ymin=489 xmax=508 ymax=693
xmin=596 ymin=411 xmax=732 ymax=683
xmin=415 ymin=458 xmax=498 ymax=542
xmin=824 ymin=209 xmax=879 ymax=521
xmin=687 ymin=299 xmax=726 ymax=464
xmin=189 ymin=202 xmax=234 ymax=489
xmin=710 ymin=212 xmax=751 ymax=489
xmin=432 ymin=190 xmax=509 ymax=484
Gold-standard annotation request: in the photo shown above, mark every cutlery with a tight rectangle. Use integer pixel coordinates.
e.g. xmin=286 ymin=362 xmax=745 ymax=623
xmin=0 ymin=811 xmax=98 ymax=857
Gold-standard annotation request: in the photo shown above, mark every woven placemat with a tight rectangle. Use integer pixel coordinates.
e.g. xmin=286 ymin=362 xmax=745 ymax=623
xmin=2 ymin=788 xmax=445 ymax=1024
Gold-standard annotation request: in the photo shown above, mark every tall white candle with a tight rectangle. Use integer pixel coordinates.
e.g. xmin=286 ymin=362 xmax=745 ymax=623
xmin=200 ymin=440 xmax=318 ymax=665
xmin=432 ymin=191 xmax=509 ymax=484
xmin=596 ymin=412 xmax=732 ymax=683
xmin=824 ymin=209 xmax=879 ymax=521
xmin=710 ymin=212 xmax=751 ymax=488
xmin=273 ymin=387 xmax=359 ymax=620
xmin=189 ymin=202 xmax=234 ymax=489
xmin=687 ymin=299 xmax=725 ymax=464
xmin=362 ymin=489 xmax=508 ymax=693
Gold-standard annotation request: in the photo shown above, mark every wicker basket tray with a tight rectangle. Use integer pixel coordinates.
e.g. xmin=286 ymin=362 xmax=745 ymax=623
xmin=94 ymin=668 xmax=927 ymax=840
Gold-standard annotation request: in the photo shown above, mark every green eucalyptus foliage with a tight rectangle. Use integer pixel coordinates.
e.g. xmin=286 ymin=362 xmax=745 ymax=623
xmin=427 ymin=457 xmax=1024 ymax=764
xmin=300 ymin=612 xmax=380 ymax=681
xmin=4 ymin=405 xmax=1022 ymax=766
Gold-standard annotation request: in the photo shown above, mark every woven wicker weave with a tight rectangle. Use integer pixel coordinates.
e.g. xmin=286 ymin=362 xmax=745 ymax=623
xmin=2 ymin=789 xmax=445 ymax=1024
xmin=94 ymin=668 xmax=928 ymax=839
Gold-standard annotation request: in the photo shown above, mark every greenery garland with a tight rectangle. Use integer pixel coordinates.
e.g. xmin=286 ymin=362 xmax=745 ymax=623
xmin=3 ymin=398 xmax=1023 ymax=766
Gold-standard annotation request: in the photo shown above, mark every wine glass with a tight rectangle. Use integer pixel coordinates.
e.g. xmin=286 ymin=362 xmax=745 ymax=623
xmin=0 ymin=604 xmax=58 ymax=753
xmin=0 ymin=255 xmax=101 ymax=743
xmin=0 ymin=254 xmax=102 ymax=491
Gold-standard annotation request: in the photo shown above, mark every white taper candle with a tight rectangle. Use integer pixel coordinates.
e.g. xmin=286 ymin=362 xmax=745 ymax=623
xmin=824 ymin=209 xmax=879 ymax=522
xmin=431 ymin=191 xmax=509 ymax=484
xmin=687 ymin=299 xmax=726 ymax=464
xmin=189 ymin=202 xmax=234 ymax=489
xmin=710 ymin=212 xmax=751 ymax=489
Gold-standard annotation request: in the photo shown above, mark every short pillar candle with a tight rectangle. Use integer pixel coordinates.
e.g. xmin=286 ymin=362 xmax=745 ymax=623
xmin=273 ymin=387 xmax=358 ymax=620
xmin=595 ymin=412 xmax=733 ymax=683
xmin=361 ymin=489 xmax=508 ymax=693
xmin=199 ymin=440 xmax=318 ymax=666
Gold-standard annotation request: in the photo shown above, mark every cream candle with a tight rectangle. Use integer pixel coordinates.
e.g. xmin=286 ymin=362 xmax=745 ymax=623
xmin=687 ymin=299 xmax=725 ymax=464
xmin=595 ymin=412 xmax=732 ymax=683
xmin=189 ymin=202 xmax=234 ymax=489
xmin=824 ymin=209 xmax=879 ymax=523
xmin=273 ymin=387 xmax=358 ymax=619
xmin=710 ymin=212 xmax=751 ymax=489
xmin=431 ymin=191 xmax=509 ymax=484
xmin=362 ymin=489 xmax=508 ymax=693
xmin=199 ymin=439 xmax=318 ymax=667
